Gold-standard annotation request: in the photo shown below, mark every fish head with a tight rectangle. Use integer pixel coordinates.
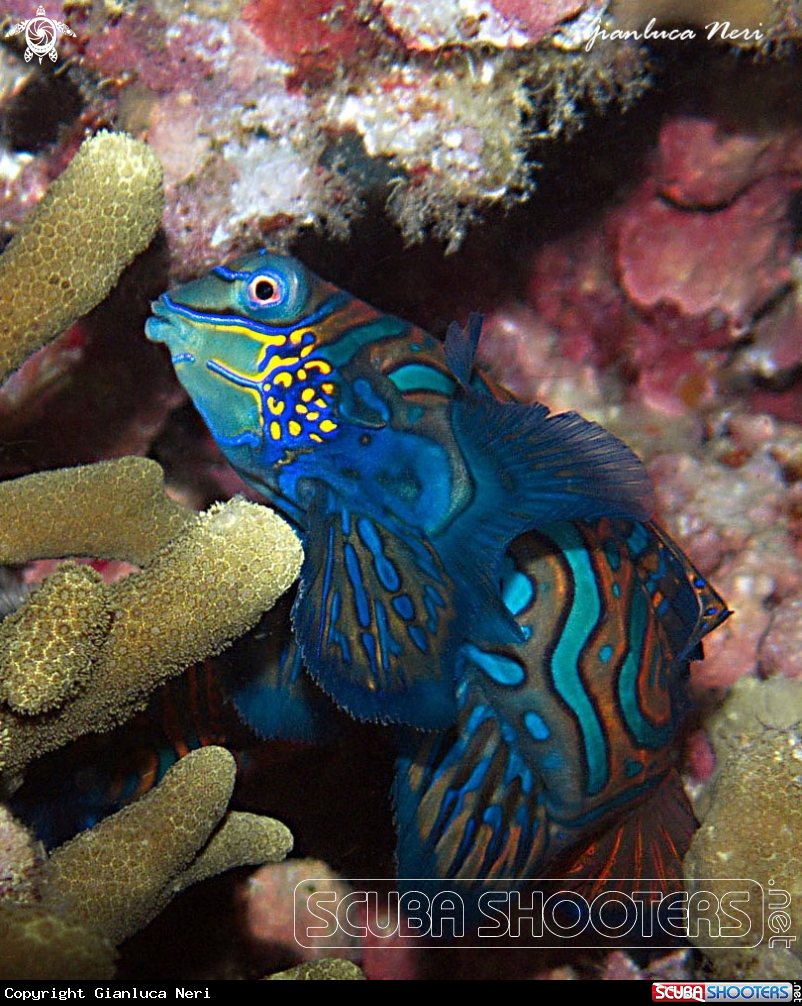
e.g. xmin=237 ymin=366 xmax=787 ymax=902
xmin=145 ymin=250 xmax=349 ymax=474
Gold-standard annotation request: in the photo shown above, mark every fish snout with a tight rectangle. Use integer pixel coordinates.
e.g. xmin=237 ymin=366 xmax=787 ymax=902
xmin=144 ymin=296 xmax=176 ymax=344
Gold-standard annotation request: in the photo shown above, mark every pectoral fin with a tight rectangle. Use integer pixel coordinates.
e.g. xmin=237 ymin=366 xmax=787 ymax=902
xmin=293 ymin=491 xmax=459 ymax=728
xmin=224 ymin=593 xmax=338 ymax=743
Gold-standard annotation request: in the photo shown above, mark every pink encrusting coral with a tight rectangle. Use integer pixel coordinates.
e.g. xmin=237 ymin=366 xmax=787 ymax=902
xmin=242 ymin=0 xmax=382 ymax=75
xmin=649 ymin=418 xmax=802 ymax=690
xmin=527 ymin=105 xmax=802 ymax=419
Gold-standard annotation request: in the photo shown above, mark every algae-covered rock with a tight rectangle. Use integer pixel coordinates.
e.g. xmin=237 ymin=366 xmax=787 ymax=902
xmin=685 ymin=677 xmax=802 ymax=978
xmin=267 ymin=959 xmax=366 ymax=980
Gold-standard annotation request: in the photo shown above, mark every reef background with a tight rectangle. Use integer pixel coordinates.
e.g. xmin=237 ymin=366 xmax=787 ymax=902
xmin=0 ymin=0 xmax=801 ymax=981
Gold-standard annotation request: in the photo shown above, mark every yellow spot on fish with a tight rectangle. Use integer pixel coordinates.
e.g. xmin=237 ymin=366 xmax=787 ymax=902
xmin=296 ymin=403 xmax=308 ymax=414
xmin=314 ymin=398 xmax=327 ymax=409
xmin=298 ymin=369 xmax=307 ymax=381
xmin=267 ymin=396 xmax=285 ymax=416
xmin=274 ymin=372 xmax=292 ymax=388
xmin=301 ymin=387 xmax=315 ymax=402
xmin=300 ymin=344 xmax=314 ymax=358
xmin=310 ymin=433 xmax=323 ymax=443
xmin=288 ymin=420 xmax=302 ymax=437
xmin=320 ymin=419 xmax=337 ymax=433
xmin=321 ymin=382 xmax=334 ymax=394
xmin=270 ymin=421 xmax=281 ymax=441
xmin=306 ymin=360 xmax=332 ymax=375
xmin=307 ymin=411 xmax=320 ymax=421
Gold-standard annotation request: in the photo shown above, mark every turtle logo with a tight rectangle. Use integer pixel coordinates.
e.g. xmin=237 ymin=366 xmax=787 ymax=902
xmin=5 ymin=5 xmax=75 ymax=63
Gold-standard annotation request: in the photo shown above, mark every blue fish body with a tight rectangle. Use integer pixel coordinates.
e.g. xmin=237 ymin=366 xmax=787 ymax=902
xmin=394 ymin=518 xmax=722 ymax=894
xmin=146 ymin=251 xmax=660 ymax=725
xmin=143 ymin=249 xmax=729 ymax=891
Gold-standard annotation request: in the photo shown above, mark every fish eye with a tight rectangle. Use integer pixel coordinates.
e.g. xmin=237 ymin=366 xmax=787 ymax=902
xmin=247 ymin=274 xmax=283 ymax=306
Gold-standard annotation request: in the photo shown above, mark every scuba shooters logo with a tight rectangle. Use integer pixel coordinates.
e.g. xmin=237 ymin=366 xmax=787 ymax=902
xmin=653 ymin=988 xmax=706 ymax=1002
xmin=5 ymin=5 xmax=75 ymax=63
xmin=652 ymin=985 xmax=796 ymax=1002
xmin=766 ymin=878 xmax=795 ymax=951
xmin=295 ymin=877 xmax=786 ymax=949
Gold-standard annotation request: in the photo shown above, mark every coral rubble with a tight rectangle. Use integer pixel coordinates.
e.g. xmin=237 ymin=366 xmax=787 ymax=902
xmin=1 ymin=1 xmax=799 ymax=275
xmin=0 ymin=0 xmax=655 ymax=269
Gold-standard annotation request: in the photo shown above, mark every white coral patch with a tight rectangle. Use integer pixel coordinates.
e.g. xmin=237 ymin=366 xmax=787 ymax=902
xmin=380 ymin=0 xmax=531 ymax=49
xmin=325 ymin=62 xmax=527 ymax=198
xmin=213 ymin=136 xmax=318 ymax=247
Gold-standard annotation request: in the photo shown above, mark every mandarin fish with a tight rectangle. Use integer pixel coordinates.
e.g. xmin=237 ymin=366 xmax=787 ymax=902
xmin=146 ymin=250 xmax=662 ymax=727
xmin=142 ymin=250 xmax=729 ymax=897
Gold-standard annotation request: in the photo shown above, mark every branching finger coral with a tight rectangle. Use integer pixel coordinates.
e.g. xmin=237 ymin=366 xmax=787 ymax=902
xmin=267 ymin=960 xmax=367 ymax=980
xmin=0 ymin=131 xmax=163 ymax=384
xmin=41 ymin=746 xmax=293 ymax=946
xmin=0 ymin=748 xmax=294 ymax=977
xmin=0 ymin=495 xmax=303 ymax=778
xmin=0 ymin=563 xmax=110 ymax=716
xmin=0 ymin=457 xmax=191 ymax=567
xmin=0 ymin=903 xmax=117 ymax=981
xmin=0 ymin=133 xmax=305 ymax=780
xmin=0 ymin=124 xmax=308 ymax=980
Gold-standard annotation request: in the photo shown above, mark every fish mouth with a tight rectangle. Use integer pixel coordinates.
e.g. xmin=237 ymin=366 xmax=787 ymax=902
xmin=145 ymin=297 xmax=196 ymax=365
xmin=145 ymin=316 xmax=193 ymax=366
xmin=144 ymin=297 xmax=174 ymax=344
xmin=150 ymin=296 xmax=173 ymax=318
